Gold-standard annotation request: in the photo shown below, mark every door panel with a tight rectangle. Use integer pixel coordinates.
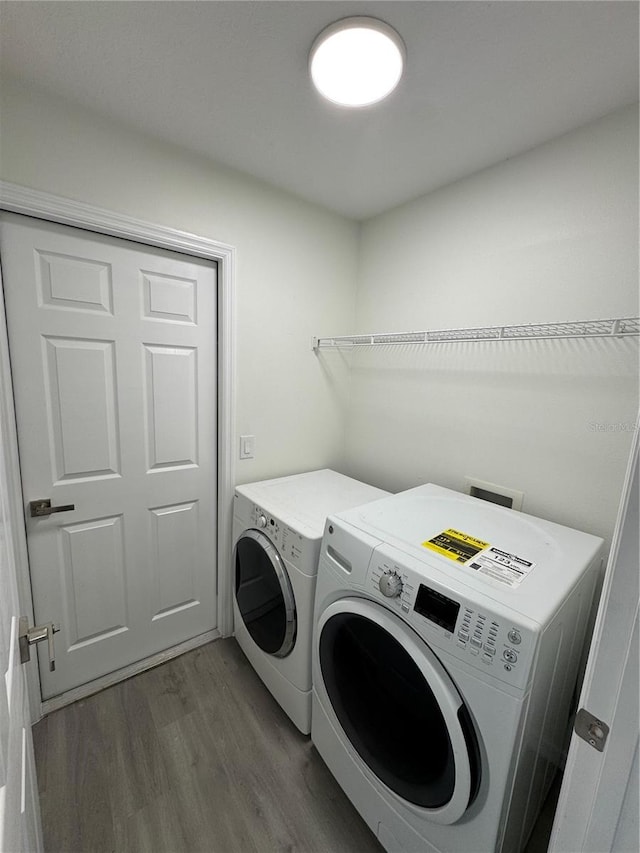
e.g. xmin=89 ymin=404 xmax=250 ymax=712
xmin=149 ymin=500 xmax=199 ymax=618
xmin=0 ymin=212 xmax=218 ymax=699
xmin=143 ymin=344 xmax=198 ymax=469
xmin=142 ymin=270 xmax=196 ymax=323
xmin=45 ymin=336 xmax=120 ymax=480
xmin=36 ymin=249 xmax=113 ymax=313
xmin=62 ymin=514 xmax=128 ymax=647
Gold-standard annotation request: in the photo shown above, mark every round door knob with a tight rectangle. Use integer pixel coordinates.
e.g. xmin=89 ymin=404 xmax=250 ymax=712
xmin=379 ymin=570 xmax=403 ymax=598
xmin=257 ymin=515 xmax=267 ymax=528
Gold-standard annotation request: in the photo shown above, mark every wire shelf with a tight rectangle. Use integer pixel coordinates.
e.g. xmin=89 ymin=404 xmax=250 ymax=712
xmin=312 ymin=317 xmax=640 ymax=350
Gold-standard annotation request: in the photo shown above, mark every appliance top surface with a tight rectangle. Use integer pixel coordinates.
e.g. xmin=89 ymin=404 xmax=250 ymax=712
xmin=330 ymin=483 xmax=603 ymax=618
xmin=235 ymin=469 xmax=389 ymax=538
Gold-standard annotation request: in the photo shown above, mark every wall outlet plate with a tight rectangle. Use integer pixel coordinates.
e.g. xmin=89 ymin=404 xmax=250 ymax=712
xmin=464 ymin=476 xmax=524 ymax=511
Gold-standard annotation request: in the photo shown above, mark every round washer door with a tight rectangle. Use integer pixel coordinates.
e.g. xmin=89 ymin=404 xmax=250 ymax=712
xmin=317 ymin=598 xmax=481 ymax=825
xmin=234 ymin=529 xmax=296 ymax=657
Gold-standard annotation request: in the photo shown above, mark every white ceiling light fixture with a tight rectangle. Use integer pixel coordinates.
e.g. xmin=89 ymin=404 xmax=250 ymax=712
xmin=309 ymin=17 xmax=406 ymax=108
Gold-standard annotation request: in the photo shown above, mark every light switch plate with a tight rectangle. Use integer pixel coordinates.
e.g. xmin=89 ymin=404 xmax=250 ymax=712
xmin=239 ymin=434 xmax=255 ymax=459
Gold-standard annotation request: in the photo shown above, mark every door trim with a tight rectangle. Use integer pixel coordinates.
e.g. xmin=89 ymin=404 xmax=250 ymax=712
xmin=0 ymin=180 xmax=236 ymax=720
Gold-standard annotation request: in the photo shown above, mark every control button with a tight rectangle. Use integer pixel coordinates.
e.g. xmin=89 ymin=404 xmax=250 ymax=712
xmin=470 ymin=647 xmax=480 ymax=656
xmin=457 ymin=630 xmax=469 ymax=641
xmin=456 ymin=639 xmax=467 ymax=649
xmin=378 ymin=569 xmax=403 ymax=599
xmin=504 ymin=664 xmax=512 ymax=672
xmin=508 ymin=629 xmax=522 ymax=645
xmin=483 ymin=645 xmax=495 ymax=655
xmin=470 ymin=637 xmax=482 ymax=648
xmin=257 ymin=514 xmax=267 ymax=528
xmin=503 ymin=649 xmax=518 ymax=663
xmin=482 ymin=653 xmax=493 ymax=664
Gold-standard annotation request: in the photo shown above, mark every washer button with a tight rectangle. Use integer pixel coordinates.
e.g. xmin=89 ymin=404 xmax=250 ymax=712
xmin=470 ymin=637 xmax=482 ymax=648
xmin=508 ymin=629 xmax=522 ymax=645
xmin=482 ymin=653 xmax=493 ymax=664
xmin=503 ymin=648 xmax=518 ymax=663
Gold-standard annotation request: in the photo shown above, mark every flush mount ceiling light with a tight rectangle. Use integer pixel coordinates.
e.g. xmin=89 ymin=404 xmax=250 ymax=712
xmin=309 ymin=17 xmax=406 ymax=107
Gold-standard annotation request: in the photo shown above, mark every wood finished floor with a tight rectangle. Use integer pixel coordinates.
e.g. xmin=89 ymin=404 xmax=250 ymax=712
xmin=33 ymin=637 xmax=557 ymax=853
xmin=33 ymin=638 xmax=382 ymax=853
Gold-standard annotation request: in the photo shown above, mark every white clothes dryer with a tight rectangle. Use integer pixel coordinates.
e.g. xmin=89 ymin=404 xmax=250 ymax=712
xmin=232 ymin=469 xmax=388 ymax=734
xmin=311 ymin=484 xmax=603 ymax=853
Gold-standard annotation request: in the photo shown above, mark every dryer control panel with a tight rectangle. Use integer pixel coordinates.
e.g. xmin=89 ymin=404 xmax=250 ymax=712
xmin=248 ymin=504 xmax=318 ymax=577
xmin=367 ymin=553 xmax=537 ymax=690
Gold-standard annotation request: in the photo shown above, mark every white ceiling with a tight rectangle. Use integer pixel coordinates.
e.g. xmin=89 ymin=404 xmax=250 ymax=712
xmin=1 ymin=1 xmax=638 ymax=220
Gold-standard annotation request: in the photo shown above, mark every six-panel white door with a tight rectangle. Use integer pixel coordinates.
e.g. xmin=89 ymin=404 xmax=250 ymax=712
xmin=0 ymin=213 xmax=218 ymax=699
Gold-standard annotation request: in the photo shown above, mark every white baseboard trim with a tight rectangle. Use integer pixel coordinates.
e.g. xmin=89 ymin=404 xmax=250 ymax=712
xmin=41 ymin=629 xmax=221 ymax=715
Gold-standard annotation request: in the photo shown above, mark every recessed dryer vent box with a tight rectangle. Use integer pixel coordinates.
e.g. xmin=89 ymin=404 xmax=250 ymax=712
xmin=464 ymin=477 xmax=524 ymax=511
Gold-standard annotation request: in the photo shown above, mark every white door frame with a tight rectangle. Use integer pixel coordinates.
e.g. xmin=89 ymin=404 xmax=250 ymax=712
xmin=0 ymin=180 xmax=236 ymax=721
xmin=548 ymin=423 xmax=639 ymax=852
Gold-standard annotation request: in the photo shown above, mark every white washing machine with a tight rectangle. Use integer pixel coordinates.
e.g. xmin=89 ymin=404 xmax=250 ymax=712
xmin=232 ymin=469 xmax=389 ymax=734
xmin=311 ymin=483 xmax=604 ymax=853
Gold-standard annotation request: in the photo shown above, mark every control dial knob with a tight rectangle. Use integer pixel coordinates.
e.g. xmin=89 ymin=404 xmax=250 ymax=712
xmin=379 ymin=569 xmax=403 ymax=598
xmin=257 ymin=514 xmax=267 ymax=529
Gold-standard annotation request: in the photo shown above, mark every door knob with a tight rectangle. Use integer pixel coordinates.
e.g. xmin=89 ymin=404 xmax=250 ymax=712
xmin=29 ymin=498 xmax=75 ymax=518
xmin=18 ymin=617 xmax=61 ymax=672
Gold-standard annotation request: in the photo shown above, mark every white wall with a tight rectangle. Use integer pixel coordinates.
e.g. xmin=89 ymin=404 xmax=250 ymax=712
xmin=1 ymin=78 xmax=638 ymax=545
xmin=0 ymin=76 xmax=358 ymax=485
xmin=339 ymin=105 xmax=639 ymax=544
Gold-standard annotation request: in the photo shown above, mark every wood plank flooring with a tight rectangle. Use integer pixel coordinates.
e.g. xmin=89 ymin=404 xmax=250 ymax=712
xmin=33 ymin=637 xmax=557 ymax=853
xmin=32 ymin=638 xmax=382 ymax=853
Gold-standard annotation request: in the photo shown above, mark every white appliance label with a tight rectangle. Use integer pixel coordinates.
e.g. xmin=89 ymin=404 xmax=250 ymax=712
xmin=469 ymin=547 xmax=535 ymax=587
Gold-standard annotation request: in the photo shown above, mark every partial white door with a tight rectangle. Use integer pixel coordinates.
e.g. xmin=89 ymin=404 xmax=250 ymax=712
xmin=549 ymin=427 xmax=639 ymax=853
xmin=0 ymin=213 xmax=217 ymax=700
xmin=0 ymin=318 xmax=42 ymax=850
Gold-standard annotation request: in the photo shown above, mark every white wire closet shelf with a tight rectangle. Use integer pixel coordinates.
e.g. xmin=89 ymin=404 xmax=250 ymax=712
xmin=312 ymin=317 xmax=640 ymax=350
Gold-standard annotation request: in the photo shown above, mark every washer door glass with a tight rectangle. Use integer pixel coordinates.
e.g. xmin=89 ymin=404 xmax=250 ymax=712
xmin=234 ymin=529 xmax=296 ymax=657
xmin=318 ymin=599 xmax=480 ymax=821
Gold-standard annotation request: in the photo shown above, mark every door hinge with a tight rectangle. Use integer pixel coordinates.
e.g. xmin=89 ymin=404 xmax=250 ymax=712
xmin=574 ymin=707 xmax=609 ymax=752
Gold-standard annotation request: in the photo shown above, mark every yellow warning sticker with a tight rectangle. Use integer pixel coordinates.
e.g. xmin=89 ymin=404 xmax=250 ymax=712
xmin=422 ymin=528 xmax=490 ymax=564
